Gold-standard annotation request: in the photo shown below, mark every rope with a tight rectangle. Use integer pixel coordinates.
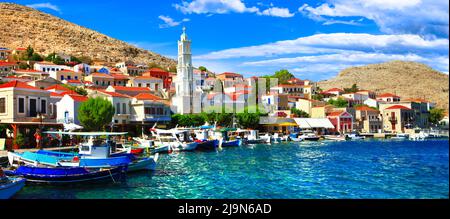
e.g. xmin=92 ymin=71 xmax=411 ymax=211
xmin=108 ymin=169 xmax=116 ymax=183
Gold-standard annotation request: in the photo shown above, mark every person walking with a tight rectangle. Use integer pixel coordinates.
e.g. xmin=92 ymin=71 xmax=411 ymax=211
xmin=34 ymin=129 xmax=42 ymax=149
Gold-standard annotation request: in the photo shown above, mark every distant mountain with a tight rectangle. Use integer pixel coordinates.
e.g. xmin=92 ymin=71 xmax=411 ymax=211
xmin=0 ymin=3 xmax=176 ymax=68
xmin=318 ymin=61 xmax=449 ymax=111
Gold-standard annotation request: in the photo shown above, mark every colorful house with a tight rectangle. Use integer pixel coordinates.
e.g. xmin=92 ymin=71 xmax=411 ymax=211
xmin=377 ymin=93 xmax=401 ymax=102
xmin=326 ymin=111 xmax=354 ymax=134
xmin=56 ymin=94 xmax=89 ymax=124
xmin=354 ymin=106 xmax=382 ymax=133
xmin=381 ymin=105 xmax=415 ymax=133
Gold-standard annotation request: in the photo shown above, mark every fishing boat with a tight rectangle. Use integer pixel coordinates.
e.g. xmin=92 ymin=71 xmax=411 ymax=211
xmin=346 ymin=132 xmax=365 ymax=140
xmin=324 ymin=135 xmax=348 ymax=141
xmin=298 ymin=130 xmax=321 ymax=141
xmin=9 ymin=131 xmax=158 ymax=171
xmin=0 ymin=169 xmax=26 ymax=199
xmin=127 ymin=154 xmax=159 ymax=172
xmin=192 ymin=126 xmax=219 ymax=150
xmin=150 ymin=128 xmax=198 ymax=152
xmin=4 ymin=165 xmax=127 ymax=184
xmin=289 ymin=133 xmax=303 ymax=142
xmin=391 ymin=133 xmax=409 ymax=140
xmin=271 ymin=133 xmax=282 ymax=143
xmin=214 ymin=128 xmax=243 ymax=147
xmin=242 ymin=129 xmax=270 ymax=144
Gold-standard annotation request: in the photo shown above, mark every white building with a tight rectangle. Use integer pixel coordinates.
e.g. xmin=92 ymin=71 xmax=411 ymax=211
xmin=34 ymin=62 xmax=71 ymax=74
xmin=172 ymin=27 xmax=202 ymax=114
xmin=56 ymin=94 xmax=88 ymax=124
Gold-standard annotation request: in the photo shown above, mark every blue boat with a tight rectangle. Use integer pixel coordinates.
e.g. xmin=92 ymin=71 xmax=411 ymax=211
xmin=8 ymin=151 xmax=132 ymax=168
xmin=4 ymin=165 xmax=127 ymax=184
xmin=196 ymin=139 xmax=219 ymax=150
xmin=0 ymin=169 xmax=26 ymax=199
xmin=221 ymin=139 xmax=242 ymax=147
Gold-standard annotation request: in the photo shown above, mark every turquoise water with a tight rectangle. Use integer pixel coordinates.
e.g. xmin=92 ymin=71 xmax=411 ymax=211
xmin=13 ymin=139 xmax=449 ymax=199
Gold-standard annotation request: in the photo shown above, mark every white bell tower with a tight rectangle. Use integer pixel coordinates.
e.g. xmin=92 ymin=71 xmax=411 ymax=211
xmin=173 ymin=27 xmax=196 ymax=114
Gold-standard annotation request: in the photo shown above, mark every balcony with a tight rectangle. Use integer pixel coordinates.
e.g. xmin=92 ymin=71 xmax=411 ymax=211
xmin=388 ymin=117 xmax=397 ymax=122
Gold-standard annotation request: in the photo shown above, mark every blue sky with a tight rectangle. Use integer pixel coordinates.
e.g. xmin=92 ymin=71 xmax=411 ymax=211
xmin=5 ymin=0 xmax=449 ymax=80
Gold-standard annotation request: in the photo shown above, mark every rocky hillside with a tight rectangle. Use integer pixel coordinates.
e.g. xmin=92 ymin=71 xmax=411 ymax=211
xmin=0 ymin=3 xmax=176 ymax=68
xmin=318 ymin=61 xmax=449 ymax=111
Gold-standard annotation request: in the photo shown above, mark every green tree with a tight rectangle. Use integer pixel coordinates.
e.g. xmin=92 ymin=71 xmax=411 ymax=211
xmin=236 ymin=112 xmax=260 ymax=129
xmin=18 ymin=63 xmax=30 ymax=69
xmin=29 ymin=53 xmax=43 ymax=61
xmin=343 ymin=84 xmax=359 ymax=93
xmin=148 ymin=62 xmax=161 ymax=69
xmin=291 ymin=108 xmax=310 ymax=118
xmin=78 ymin=97 xmax=115 ymax=131
xmin=273 ymin=69 xmax=294 ymax=84
xmin=328 ymin=97 xmax=349 ymax=107
xmin=45 ymin=52 xmax=65 ymax=65
xmin=311 ymin=93 xmax=324 ymax=101
xmin=26 ymin=45 xmax=34 ymax=59
xmin=198 ymin=66 xmax=208 ymax=72
xmin=429 ymin=108 xmax=445 ymax=125
xmin=171 ymin=114 xmax=205 ymax=127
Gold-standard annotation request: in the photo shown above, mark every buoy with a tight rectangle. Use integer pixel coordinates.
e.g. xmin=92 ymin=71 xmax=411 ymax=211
xmin=72 ymin=156 xmax=80 ymax=162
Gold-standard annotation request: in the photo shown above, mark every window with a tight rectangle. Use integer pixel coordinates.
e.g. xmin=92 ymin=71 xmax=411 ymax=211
xmin=18 ymin=97 xmax=25 ymax=113
xmin=67 ymin=75 xmax=71 ymax=80
xmin=41 ymin=99 xmax=47 ymax=114
xmin=0 ymin=97 xmax=5 ymax=114
xmin=116 ymin=103 xmax=120 ymax=114
xmin=138 ymin=83 xmax=142 ymax=87
xmin=145 ymin=107 xmax=151 ymax=114
xmin=122 ymin=103 xmax=126 ymax=114
xmin=75 ymin=76 xmax=78 ymax=80
xmin=60 ymin=75 xmax=64 ymax=80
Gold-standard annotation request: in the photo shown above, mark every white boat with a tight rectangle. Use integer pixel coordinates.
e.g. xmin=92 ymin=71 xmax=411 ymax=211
xmin=391 ymin=133 xmax=409 ymax=140
xmin=241 ymin=129 xmax=269 ymax=144
xmin=1 ymin=169 xmax=26 ymax=199
xmin=271 ymin=133 xmax=282 ymax=143
xmin=298 ymin=130 xmax=321 ymax=141
xmin=150 ymin=128 xmax=198 ymax=152
xmin=324 ymin=135 xmax=348 ymax=141
xmin=346 ymin=133 xmax=365 ymax=140
xmin=128 ymin=153 xmax=159 ymax=172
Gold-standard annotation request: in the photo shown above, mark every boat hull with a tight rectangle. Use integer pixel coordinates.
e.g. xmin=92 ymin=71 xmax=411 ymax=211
xmin=0 ymin=177 xmax=26 ymax=199
xmin=4 ymin=166 xmax=127 ymax=185
xmin=221 ymin=139 xmax=242 ymax=147
xmin=196 ymin=140 xmax=219 ymax=151
xmin=128 ymin=154 xmax=159 ymax=172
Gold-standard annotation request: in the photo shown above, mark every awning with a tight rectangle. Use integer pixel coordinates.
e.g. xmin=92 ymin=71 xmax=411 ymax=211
xmin=293 ymin=118 xmax=335 ymax=129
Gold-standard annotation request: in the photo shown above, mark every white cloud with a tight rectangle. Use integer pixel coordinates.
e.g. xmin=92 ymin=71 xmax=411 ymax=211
xmin=158 ymin=15 xmax=190 ymax=28
xmin=174 ymin=0 xmax=258 ymax=14
xmin=195 ymin=33 xmax=448 ymax=60
xmin=26 ymin=3 xmax=60 ymax=12
xmin=298 ymin=0 xmax=449 ymax=37
xmin=257 ymin=7 xmax=295 ymax=18
xmin=174 ymin=0 xmax=294 ymax=18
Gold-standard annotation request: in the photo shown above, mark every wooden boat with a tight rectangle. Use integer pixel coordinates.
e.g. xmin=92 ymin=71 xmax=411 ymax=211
xmin=214 ymin=128 xmax=243 ymax=147
xmin=241 ymin=129 xmax=269 ymax=144
xmin=346 ymin=133 xmax=365 ymax=140
xmin=196 ymin=139 xmax=219 ymax=150
xmin=289 ymin=133 xmax=303 ymax=142
xmin=191 ymin=127 xmax=219 ymax=150
xmin=0 ymin=169 xmax=26 ymax=199
xmin=4 ymin=165 xmax=127 ymax=184
xmin=150 ymin=128 xmax=198 ymax=152
xmin=127 ymin=154 xmax=159 ymax=172
xmin=298 ymin=130 xmax=321 ymax=141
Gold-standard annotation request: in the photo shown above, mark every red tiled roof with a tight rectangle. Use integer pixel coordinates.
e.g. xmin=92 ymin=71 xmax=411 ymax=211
xmin=385 ymin=105 xmax=411 ymax=110
xmin=0 ymin=61 xmax=17 ymax=66
xmin=355 ymin=106 xmax=379 ymax=112
xmin=14 ymin=69 xmax=46 ymax=73
xmin=134 ymin=93 xmax=161 ymax=100
xmin=69 ymin=95 xmax=88 ymax=102
xmin=45 ymin=84 xmax=72 ymax=92
xmin=0 ymin=80 xmax=41 ymax=90
xmin=327 ymin=111 xmax=344 ymax=117
xmin=15 ymin=47 xmax=26 ymax=51
xmin=97 ymin=90 xmax=131 ymax=98
xmin=134 ymin=76 xmax=162 ymax=80
xmin=217 ymin=72 xmax=243 ymax=77
xmin=275 ymin=84 xmax=303 ymax=88
xmin=66 ymin=79 xmax=82 ymax=83
xmin=111 ymin=86 xmax=151 ymax=92
xmin=378 ymin=93 xmax=400 ymax=98
xmin=110 ymin=73 xmax=129 ymax=80
xmin=149 ymin=68 xmax=168 ymax=73
xmin=324 ymin=88 xmax=344 ymax=92
xmin=90 ymin=73 xmax=113 ymax=78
